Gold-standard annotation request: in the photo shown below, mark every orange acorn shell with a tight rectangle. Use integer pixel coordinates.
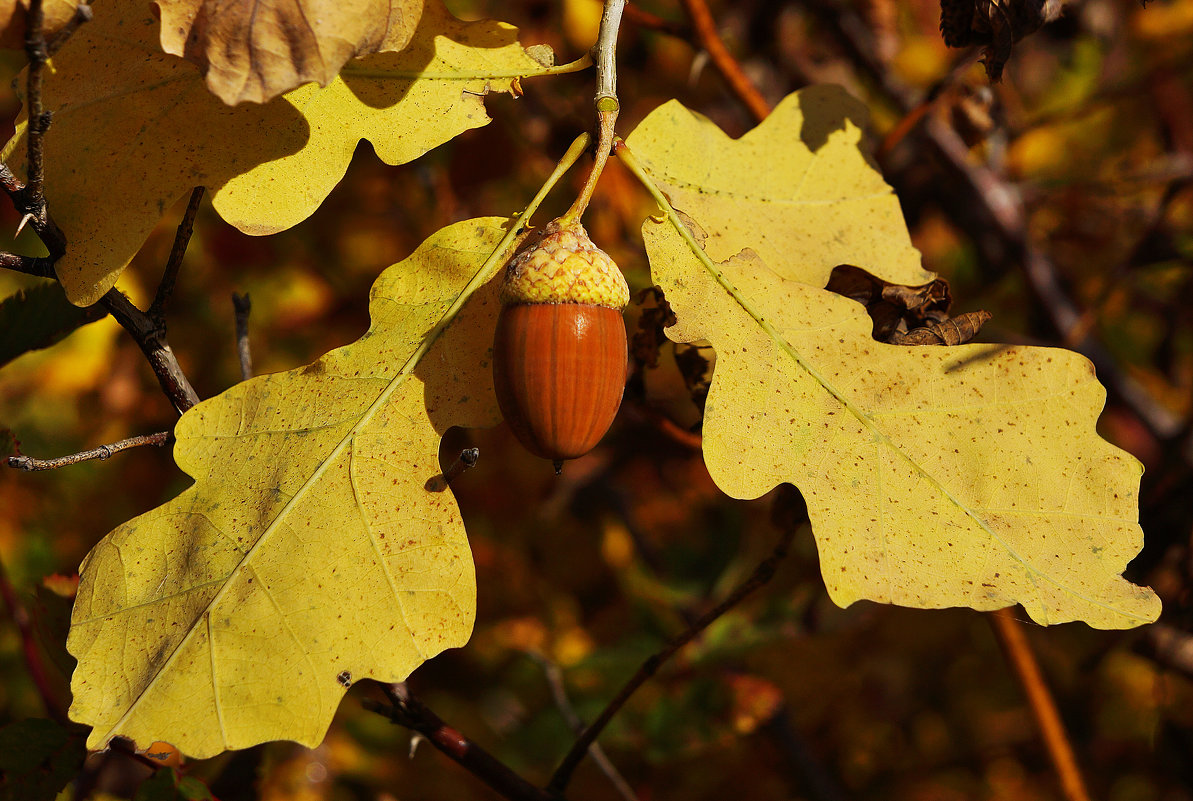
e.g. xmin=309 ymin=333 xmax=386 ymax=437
xmin=492 ymin=222 xmax=629 ymax=466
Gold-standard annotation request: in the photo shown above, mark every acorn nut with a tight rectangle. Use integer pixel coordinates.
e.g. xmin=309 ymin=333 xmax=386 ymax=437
xmin=493 ymin=220 xmax=629 ymax=471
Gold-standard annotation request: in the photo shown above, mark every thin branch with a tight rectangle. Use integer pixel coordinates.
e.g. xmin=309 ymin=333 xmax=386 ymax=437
xmin=0 ymin=250 xmax=55 ymax=277
xmin=101 ymin=289 xmax=201 ymax=413
xmin=623 ymin=5 xmax=689 ymax=38
xmin=23 ymin=0 xmax=49 ymax=220
xmin=45 ymin=2 xmax=92 ymax=56
xmin=365 ymin=683 xmax=560 ymax=801
xmin=7 ymin=431 xmax=171 ymax=471
xmin=527 ymin=652 xmax=640 ymax=801
xmin=560 ymin=0 xmax=625 ymax=226
xmin=149 ymin=186 xmax=205 ymax=324
xmin=547 ymin=509 xmax=797 ymax=794
xmin=425 ymin=448 xmax=480 ymax=492
xmin=678 ymin=0 xmax=772 ymax=123
xmin=0 ymin=2 xmax=199 ymax=417
xmin=232 ymin=292 xmax=252 ymax=381
xmin=0 ymin=553 xmax=67 ymax=723
xmin=988 ymin=608 xmax=1092 ymax=801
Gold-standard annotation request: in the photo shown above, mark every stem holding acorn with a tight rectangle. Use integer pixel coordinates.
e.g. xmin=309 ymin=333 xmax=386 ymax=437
xmin=493 ymin=0 xmax=630 ymax=472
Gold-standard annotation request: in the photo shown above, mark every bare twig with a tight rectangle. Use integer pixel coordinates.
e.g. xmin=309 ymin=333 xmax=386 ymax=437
xmin=45 ymin=2 xmax=92 ymax=55
xmin=548 ymin=506 xmax=798 ymax=794
xmin=0 ymin=250 xmax=55 ymax=277
xmin=365 ymin=683 xmax=560 ymax=801
xmin=0 ymin=3 xmax=200 ymax=417
xmin=101 ymin=289 xmax=201 ymax=413
xmin=7 ymin=431 xmax=171 ymax=471
xmin=988 ymin=608 xmax=1092 ymax=801
xmin=149 ymin=186 xmax=205 ymax=324
xmin=425 ymin=448 xmax=480 ymax=492
xmin=527 ymin=652 xmax=640 ymax=801
xmin=232 ymin=292 xmax=252 ymax=381
xmin=678 ymin=0 xmax=772 ymax=123
xmin=0 ymin=554 xmax=67 ymax=722
xmin=23 ymin=0 xmax=50 ymax=222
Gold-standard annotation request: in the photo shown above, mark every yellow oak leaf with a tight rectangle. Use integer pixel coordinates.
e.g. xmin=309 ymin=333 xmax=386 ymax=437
xmin=67 ymin=217 xmax=511 ymax=758
xmin=640 ymin=217 xmax=1160 ymax=629
xmin=1 ymin=0 xmax=577 ymax=305
xmin=624 ymin=86 xmax=933 ymax=290
xmin=0 ymin=0 xmax=80 ymax=48
xmin=157 ymin=0 xmax=423 ymax=105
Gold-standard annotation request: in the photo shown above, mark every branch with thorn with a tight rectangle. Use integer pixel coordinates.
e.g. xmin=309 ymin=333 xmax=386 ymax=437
xmin=0 ymin=0 xmax=201 ymax=415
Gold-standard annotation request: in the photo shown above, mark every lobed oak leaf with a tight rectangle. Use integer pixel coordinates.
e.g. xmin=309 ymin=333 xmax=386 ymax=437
xmin=628 ymin=88 xmax=1160 ymax=629
xmin=641 ymin=209 xmax=1160 ymax=630
xmin=157 ymin=0 xmax=424 ymax=105
xmin=67 ymin=217 xmax=510 ymax=758
xmin=1 ymin=0 xmax=570 ymax=305
xmin=624 ymin=85 xmax=933 ymax=292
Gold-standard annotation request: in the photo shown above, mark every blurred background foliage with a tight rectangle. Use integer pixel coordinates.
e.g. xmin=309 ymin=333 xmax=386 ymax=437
xmin=1 ymin=0 xmax=1193 ymax=799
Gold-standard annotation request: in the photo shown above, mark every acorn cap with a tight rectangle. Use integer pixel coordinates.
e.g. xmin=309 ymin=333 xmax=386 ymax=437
xmin=500 ymin=221 xmax=630 ymax=310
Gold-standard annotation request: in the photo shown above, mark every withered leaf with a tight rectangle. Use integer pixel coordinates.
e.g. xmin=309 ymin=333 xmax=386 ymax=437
xmin=939 ymin=0 xmax=1064 ymax=80
xmin=889 ymin=310 xmax=994 ymax=346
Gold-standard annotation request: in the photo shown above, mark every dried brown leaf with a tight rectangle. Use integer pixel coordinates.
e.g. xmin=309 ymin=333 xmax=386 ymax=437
xmin=158 ymin=0 xmax=424 ymax=105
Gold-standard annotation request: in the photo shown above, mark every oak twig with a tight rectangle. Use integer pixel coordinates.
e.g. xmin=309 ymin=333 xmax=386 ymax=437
xmin=7 ymin=431 xmax=171 ymax=471
xmin=0 ymin=2 xmax=200 ymax=416
xmin=149 ymin=186 xmax=205 ymax=325
xmin=547 ymin=499 xmax=798 ymax=793
xmin=365 ymin=683 xmax=560 ymax=801
xmin=232 ymin=292 xmax=253 ymax=381
xmin=528 ymin=652 xmax=639 ymax=801
xmin=0 ymin=250 xmax=55 ymax=277
xmin=101 ymin=289 xmax=201 ymax=413
xmin=988 ymin=608 xmax=1092 ymax=801
xmin=560 ymin=0 xmax=625 ymax=227
xmin=678 ymin=0 xmax=771 ymax=123
xmin=0 ymin=553 xmax=67 ymax=723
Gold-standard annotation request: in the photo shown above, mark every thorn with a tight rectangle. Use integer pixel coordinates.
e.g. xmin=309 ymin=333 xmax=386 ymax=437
xmin=15 ymin=212 xmax=33 ymax=238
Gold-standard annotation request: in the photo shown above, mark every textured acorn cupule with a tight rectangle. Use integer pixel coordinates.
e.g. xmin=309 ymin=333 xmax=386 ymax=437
xmin=493 ymin=221 xmax=629 ymax=464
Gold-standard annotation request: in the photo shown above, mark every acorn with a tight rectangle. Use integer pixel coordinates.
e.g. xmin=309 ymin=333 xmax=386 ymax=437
xmin=493 ymin=220 xmax=630 ymax=472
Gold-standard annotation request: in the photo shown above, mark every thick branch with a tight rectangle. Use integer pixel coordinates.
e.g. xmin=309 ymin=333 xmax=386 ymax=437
xmin=7 ymin=431 xmax=171 ymax=471
xmin=365 ymin=683 xmax=560 ymax=801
